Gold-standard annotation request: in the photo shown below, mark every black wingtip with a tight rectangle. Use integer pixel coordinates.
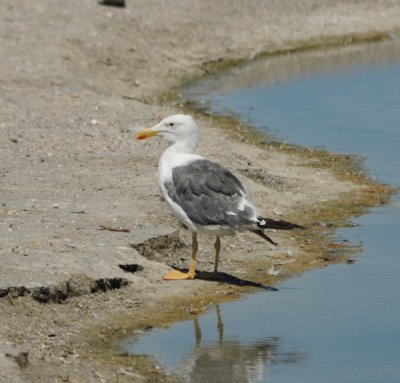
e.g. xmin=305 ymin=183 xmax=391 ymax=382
xmin=257 ymin=216 xmax=303 ymax=231
xmin=250 ymin=229 xmax=278 ymax=246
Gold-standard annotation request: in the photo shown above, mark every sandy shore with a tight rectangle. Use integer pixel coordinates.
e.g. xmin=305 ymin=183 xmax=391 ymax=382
xmin=1 ymin=1 xmax=399 ymax=381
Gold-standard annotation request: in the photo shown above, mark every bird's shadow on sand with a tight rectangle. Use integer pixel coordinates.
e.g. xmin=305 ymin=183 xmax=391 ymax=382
xmin=168 ymin=267 xmax=278 ymax=291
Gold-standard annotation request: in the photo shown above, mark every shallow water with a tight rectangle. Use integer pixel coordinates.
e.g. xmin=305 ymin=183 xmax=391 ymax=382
xmin=121 ymin=41 xmax=400 ymax=382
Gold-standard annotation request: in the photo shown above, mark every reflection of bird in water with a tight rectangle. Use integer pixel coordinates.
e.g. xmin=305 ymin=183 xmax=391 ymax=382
xmin=136 ymin=115 xmax=302 ymax=280
xmin=174 ymin=305 xmax=303 ymax=383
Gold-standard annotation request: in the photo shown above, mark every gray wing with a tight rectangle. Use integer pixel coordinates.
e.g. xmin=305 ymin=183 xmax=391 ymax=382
xmin=165 ymin=159 xmax=254 ymax=227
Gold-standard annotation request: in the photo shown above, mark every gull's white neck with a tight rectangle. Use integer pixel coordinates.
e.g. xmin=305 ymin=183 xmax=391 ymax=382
xmin=160 ymin=139 xmax=198 ymax=172
xmin=164 ymin=138 xmax=197 ymax=155
xmin=158 ymin=138 xmax=202 ymax=187
xmin=157 ymin=120 xmax=201 ymax=189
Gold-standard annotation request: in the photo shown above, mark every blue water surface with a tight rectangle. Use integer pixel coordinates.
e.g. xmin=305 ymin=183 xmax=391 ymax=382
xmin=122 ymin=41 xmax=400 ymax=382
xmin=203 ymin=62 xmax=400 ymax=184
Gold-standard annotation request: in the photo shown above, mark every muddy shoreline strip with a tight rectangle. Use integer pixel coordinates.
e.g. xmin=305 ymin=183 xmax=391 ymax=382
xmin=1 ymin=1 xmax=399 ymax=382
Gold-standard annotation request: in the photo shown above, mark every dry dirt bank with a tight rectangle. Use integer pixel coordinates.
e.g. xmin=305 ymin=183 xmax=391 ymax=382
xmin=0 ymin=1 xmax=399 ymax=382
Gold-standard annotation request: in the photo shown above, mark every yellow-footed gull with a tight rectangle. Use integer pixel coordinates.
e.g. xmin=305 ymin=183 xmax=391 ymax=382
xmin=136 ymin=114 xmax=302 ymax=280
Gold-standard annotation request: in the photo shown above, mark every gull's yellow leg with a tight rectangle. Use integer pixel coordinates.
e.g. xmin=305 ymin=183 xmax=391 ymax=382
xmin=213 ymin=236 xmax=221 ymax=275
xmin=163 ymin=233 xmax=198 ymax=280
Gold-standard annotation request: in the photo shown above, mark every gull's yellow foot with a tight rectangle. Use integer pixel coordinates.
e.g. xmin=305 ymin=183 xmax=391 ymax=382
xmin=163 ymin=269 xmax=196 ymax=280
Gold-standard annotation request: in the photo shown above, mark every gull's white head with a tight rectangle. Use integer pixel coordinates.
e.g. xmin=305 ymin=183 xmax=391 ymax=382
xmin=136 ymin=114 xmax=200 ymax=151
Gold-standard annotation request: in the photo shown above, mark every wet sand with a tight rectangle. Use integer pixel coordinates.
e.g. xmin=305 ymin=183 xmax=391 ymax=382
xmin=0 ymin=1 xmax=399 ymax=381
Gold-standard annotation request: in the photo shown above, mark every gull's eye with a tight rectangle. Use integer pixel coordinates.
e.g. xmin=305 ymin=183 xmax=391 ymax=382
xmin=168 ymin=122 xmax=175 ymax=127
